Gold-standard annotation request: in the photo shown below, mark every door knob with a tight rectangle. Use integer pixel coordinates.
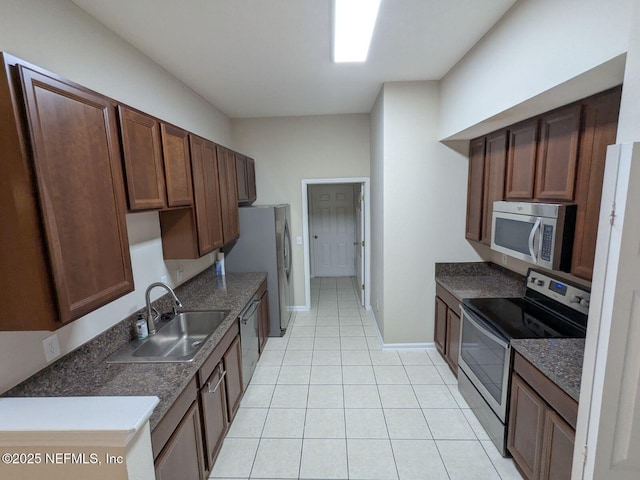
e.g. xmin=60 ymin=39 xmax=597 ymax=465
xmin=314 ymin=235 xmax=318 ymax=239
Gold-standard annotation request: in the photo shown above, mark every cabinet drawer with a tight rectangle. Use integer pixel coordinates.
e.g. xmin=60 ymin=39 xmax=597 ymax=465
xmin=435 ymin=283 xmax=461 ymax=316
xmin=199 ymin=321 xmax=239 ymax=386
xmin=151 ymin=376 xmax=198 ymax=459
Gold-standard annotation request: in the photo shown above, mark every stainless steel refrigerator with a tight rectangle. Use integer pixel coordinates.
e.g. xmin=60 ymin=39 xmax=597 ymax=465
xmin=225 ymin=205 xmax=292 ymax=336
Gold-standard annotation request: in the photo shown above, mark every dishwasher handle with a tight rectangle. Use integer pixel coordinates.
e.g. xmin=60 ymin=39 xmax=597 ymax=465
xmin=239 ymin=296 xmax=260 ymax=325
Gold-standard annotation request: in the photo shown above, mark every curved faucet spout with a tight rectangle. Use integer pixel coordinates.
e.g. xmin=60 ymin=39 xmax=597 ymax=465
xmin=144 ymin=282 xmax=183 ymax=335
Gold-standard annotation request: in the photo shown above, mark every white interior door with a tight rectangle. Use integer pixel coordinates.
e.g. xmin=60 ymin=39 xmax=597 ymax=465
xmin=354 ymin=184 xmax=365 ymax=306
xmin=310 ymin=184 xmax=356 ymax=277
xmin=576 ymin=143 xmax=640 ymax=480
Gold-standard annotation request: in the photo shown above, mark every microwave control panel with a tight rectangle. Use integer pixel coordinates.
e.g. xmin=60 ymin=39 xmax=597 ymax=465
xmin=540 ymin=225 xmax=554 ymax=261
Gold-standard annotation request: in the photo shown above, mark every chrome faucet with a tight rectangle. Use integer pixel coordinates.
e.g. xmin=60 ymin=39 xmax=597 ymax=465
xmin=145 ymin=282 xmax=183 ymax=335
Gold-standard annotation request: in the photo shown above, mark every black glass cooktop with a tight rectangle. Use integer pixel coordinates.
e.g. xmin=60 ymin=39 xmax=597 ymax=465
xmin=462 ymin=296 xmax=587 ymax=341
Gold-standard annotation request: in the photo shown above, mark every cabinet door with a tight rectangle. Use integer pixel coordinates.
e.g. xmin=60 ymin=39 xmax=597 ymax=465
xmin=535 ymin=104 xmax=582 ymax=201
xmin=223 ymin=333 xmax=244 ymax=422
xmin=235 ymin=153 xmax=249 ymax=203
xmin=161 ymin=123 xmax=193 ymax=207
xmin=217 ymin=145 xmax=240 ymax=244
xmin=200 ymin=363 xmax=229 ymax=472
xmin=190 ymin=135 xmax=224 ymax=255
xmin=445 ymin=308 xmax=460 ymax=376
xmin=508 ymin=373 xmax=546 ymax=480
xmin=117 ymin=106 xmax=166 ymax=210
xmin=540 ymin=409 xmax=575 ymax=480
xmin=465 ymin=137 xmax=485 ymax=241
xmin=434 ymin=296 xmax=447 ymax=357
xmin=258 ymin=289 xmax=270 ymax=354
xmin=506 ymin=119 xmax=539 ymax=200
xmin=571 ymin=87 xmax=621 ymax=280
xmin=18 ymin=65 xmax=134 ymax=324
xmin=246 ymin=157 xmax=257 ymax=203
xmin=155 ymin=401 xmax=205 ymax=480
xmin=481 ymin=131 xmax=508 ymax=245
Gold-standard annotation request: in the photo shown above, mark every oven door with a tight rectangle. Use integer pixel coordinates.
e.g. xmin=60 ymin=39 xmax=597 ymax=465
xmin=458 ymin=306 xmax=511 ymax=422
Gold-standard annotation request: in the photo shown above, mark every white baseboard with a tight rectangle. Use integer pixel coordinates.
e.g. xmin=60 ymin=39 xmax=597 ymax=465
xmin=365 ymin=310 xmax=436 ymax=351
xmin=382 ymin=342 xmax=436 ymax=351
xmin=291 ymin=306 xmax=310 ymax=312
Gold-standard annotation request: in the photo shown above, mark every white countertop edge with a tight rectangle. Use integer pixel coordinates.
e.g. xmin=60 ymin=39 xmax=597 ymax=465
xmin=0 ymin=396 xmax=159 ymax=447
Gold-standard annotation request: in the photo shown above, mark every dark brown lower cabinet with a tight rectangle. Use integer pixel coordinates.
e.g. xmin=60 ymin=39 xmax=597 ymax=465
xmin=200 ymin=362 xmax=228 ymax=473
xmin=508 ymin=373 xmax=546 ymax=480
xmin=155 ymin=402 xmax=204 ymax=480
xmin=434 ymin=297 xmax=447 ymax=355
xmin=446 ymin=308 xmax=461 ymax=374
xmin=434 ymin=284 xmax=461 ymax=376
xmin=224 ymin=334 xmax=244 ymax=423
xmin=508 ymin=353 xmax=577 ymax=480
xmin=541 ymin=409 xmax=575 ymax=480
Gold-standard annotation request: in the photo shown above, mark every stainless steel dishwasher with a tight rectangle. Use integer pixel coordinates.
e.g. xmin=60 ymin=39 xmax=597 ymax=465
xmin=239 ymin=295 xmax=260 ymax=389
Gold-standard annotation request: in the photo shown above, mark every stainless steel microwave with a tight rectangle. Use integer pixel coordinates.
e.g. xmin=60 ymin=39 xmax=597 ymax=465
xmin=491 ymin=201 xmax=576 ymax=271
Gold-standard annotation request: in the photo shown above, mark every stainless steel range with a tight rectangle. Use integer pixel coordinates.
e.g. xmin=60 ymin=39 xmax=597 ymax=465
xmin=458 ymin=268 xmax=589 ymax=456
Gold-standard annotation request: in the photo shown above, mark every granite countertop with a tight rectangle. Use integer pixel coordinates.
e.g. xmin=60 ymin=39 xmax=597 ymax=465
xmin=4 ymin=269 xmax=266 ymax=430
xmin=510 ymin=338 xmax=585 ymax=402
xmin=435 ymin=262 xmax=526 ymax=301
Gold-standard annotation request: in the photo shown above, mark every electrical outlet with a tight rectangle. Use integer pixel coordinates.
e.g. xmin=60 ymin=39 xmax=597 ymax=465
xmin=296 ymin=236 xmax=302 ymax=245
xmin=43 ymin=334 xmax=61 ymax=362
xmin=502 ymin=254 xmax=508 ymax=265
xmin=160 ymin=275 xmax=168 ymax=284
xmin=177 ymin=267 xmax=184 ymax=282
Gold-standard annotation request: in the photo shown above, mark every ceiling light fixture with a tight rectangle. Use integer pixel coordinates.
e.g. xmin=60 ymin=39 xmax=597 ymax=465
xmin=333 ymin=0 xmax=382 ymax=63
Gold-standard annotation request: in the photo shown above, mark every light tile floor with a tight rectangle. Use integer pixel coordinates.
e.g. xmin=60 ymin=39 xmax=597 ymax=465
xmin=210 ymin=277 xmax=523 ymax=480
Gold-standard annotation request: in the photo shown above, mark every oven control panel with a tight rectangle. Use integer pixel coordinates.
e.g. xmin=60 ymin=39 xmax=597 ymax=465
xmin=526 ymin=269 xmax=590 ymax=315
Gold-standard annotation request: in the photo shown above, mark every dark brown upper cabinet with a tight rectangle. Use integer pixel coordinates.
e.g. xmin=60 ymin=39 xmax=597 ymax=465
xmin=190 ymin=135 xmax=224 ymax=255
xmin=571 ymin=87 xmax=621 ymax=280
xmin=506 ymin=118 xmax=539 ymax=200
xmin=0 ymin=53 xmax=134 ymax=329
xmin=217 ymin=145 xmax=240 ymax=244
xmin=481 ymin=130 xmax=508 ymax=245
xmin=236 ymin=153 xmax=257 ymax=206
xmin=465 ymin=137 xmax=485 ymax=241
xmin=161 ymin=123 xmax=193 ymax=207
xmin=246 ymin=157 xmax=257 ymax=203
xmin=534 ymin=104 xmax=582 ymax=201
xmin=117 ymin=105 xmax=166 ymax=210
xmin=235 ymin=153 xmax=249 ymax=203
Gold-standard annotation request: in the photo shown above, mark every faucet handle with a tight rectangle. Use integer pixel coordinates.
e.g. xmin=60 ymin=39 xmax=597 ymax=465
xmin=149 ymin=307 xmax=160 ymax=322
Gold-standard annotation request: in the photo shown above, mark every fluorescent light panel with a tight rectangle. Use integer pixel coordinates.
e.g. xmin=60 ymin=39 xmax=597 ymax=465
xmin=333 ymin=0 xmax=382 ymax=63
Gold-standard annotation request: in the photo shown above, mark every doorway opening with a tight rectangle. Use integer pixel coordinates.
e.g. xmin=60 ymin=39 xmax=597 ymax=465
xmin=301 ymin=177 xmax=370 ymax=310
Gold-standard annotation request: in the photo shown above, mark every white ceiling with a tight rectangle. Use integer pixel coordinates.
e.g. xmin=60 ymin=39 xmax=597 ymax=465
xmin=71 ymin=0 xmax=517 ymax=118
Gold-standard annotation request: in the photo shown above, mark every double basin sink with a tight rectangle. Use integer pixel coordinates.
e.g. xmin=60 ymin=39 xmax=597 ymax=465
xmin=108 ymin=310 xmax=230 ymax=363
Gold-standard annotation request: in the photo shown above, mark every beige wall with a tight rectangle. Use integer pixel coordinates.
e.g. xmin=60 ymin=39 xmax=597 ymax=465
xmin=372 ymin=82 xmax=484 ymax=345
xmin=0 ymin=0 xmax=231 ymax=393
xmin=369 ymin=90 xmax=385 ymax=335
xmin=440 ymin=0 xmax=632 ymax=140
xmin=231 ymin=114 xmax=371 ymax=307
xmin=617 ymin=2 xmax=640 ymax=144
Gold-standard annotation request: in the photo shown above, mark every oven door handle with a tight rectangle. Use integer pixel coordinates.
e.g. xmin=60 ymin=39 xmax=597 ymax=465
xmin=461 ymin=307 xmax=509 ymax=349
xmin=528 ymin=217 xmax=541 ymax=261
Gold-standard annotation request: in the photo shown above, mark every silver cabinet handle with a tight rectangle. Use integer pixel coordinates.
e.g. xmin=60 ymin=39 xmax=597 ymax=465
xmin=207 ymin=366 xmax=227 ymax=394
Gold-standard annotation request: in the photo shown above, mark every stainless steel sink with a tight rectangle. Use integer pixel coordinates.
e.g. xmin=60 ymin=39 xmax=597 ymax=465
xmin=107 ymin=310 xmax=230 ymax=363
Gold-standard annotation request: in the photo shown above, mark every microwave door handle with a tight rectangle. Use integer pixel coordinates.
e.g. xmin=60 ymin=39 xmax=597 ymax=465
xmin=528 ymin=217 xmax=542 ymax=260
